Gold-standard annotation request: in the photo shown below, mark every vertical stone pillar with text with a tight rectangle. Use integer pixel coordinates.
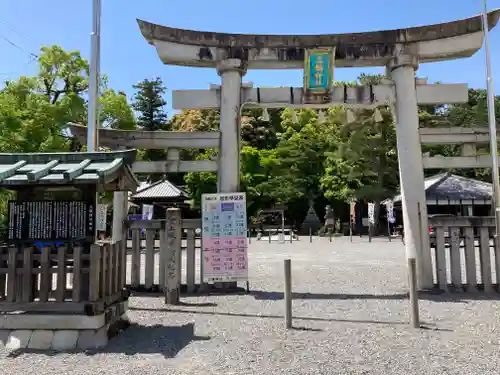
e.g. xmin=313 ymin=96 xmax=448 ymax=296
xmin=389 ymin=51 xmax=433 ymax=289
xmin=164 ymin=207 xmax=181 ymax=304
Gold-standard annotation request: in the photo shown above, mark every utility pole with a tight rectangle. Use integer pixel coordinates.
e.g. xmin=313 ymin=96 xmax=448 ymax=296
xmin=481 ymin=1 xmax=500 ymax=238
xmin=87 ymin=0 xmax=101 ymax=151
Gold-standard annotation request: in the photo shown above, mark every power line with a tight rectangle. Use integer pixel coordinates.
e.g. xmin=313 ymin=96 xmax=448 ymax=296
xmin=0 ymin=18 xmax=38 ymax=45
xmin=0 ymin=54 xmax=36 ymax=78
xmin=0 ymin=18 xmax=39 ymax=58
xmin=0 ymin=19 xmax=34 ymax=42
xmin=0 ymin=20 xmax=39 ymax=79
xmin=0 ymin=35 xmax=38 ymax=58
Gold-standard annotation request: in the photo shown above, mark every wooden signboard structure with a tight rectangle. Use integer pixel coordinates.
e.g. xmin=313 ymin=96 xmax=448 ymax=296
xmin=1 ymin=151 xmax=137 ymax=247
xmin=0 ymin=150 xmax=138 ymax=313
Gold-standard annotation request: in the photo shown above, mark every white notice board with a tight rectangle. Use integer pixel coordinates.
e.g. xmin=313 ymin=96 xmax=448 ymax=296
xmin=201 ymin=192 xmax=248 ymax=282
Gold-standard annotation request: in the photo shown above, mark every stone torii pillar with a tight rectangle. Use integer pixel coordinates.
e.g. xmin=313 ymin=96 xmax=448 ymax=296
xmin=216 ymin=59 xmax=247 ymax=193
xmin=389 ymin=53 xmax=433 ymax=289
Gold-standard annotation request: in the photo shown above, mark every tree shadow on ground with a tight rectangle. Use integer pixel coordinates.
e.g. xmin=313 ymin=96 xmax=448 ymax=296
xmin=128 ymin=306 xmax=451 ymax=331
xmin=129 ymin=283 xmax=248 ymax=297
xmin=7 ymin=322 xmax=210 ymax=358
xmin=249 ymin=289 xmax=500 ymax=303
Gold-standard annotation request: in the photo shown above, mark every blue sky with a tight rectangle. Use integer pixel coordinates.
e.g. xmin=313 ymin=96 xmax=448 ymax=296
xmin=1 ymin=0 xmax=499 ymax=116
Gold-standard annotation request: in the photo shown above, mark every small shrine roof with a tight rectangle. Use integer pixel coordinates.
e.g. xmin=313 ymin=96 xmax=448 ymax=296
xmin=0 ymin=150 xmax=138 ymax=190
xmin=130 ymin=179 xmax=187 ymax=200
xmin=387 ymin=172 xmax=492 ymax=203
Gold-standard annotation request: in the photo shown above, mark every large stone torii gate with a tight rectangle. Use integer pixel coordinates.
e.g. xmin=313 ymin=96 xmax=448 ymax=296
xmin=70 ymin=9 xmax=500 ymax=290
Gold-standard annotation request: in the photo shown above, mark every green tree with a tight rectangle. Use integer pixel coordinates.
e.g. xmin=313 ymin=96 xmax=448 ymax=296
xmin=37 ymin=45 xmax=89 ymax=106
xmin=132 ymin=77 xmax=168 ymax=131
xmin=0 ymin=44 xmax=91 ymax=153
xmin=184 ymin=149 xmax=218 ymax=207
xmin=240 ymin=108 xmax=283 ymax=149
xmin=131 ymin=78 xmax=169 ymax=180
xmin=321 ymin=105 xmax=399 ymax=233
xmin=321 ymin=74 xmax=399 ymax=231
xmin=169 ymin=109 xmax=220 ymax=164
xmin=259 ymin=109 xmax=334 ymax=205
xmin=169 ymin=109 xmax=219 ymax=132
xmin=0 ymin=45 xmax=93 ymax=226
xmin=100 ymin=90 xmax=136 ymax=130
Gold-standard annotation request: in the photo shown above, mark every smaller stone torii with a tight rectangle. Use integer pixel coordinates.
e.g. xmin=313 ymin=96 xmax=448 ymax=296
xmin=70 ymin=9 xmax=500 ymax=290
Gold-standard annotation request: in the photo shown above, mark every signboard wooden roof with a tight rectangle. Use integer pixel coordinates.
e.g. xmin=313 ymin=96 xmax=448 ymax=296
xmin=0 ymin=150 xmax=139 ymax=191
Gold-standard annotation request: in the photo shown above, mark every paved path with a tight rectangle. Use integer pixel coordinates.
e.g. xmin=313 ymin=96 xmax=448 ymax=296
xmin=3 ymin=237 xmax=500 ymax=374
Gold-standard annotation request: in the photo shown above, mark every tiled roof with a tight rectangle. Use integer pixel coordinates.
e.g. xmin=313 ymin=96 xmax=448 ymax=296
xmin=426 ymin=172 xmax=492 ymax=201
xmin=389 ymin=172 xmax=492 ymax=203
xmin=0 ymin=150 xmax=138 ymax=187
xmin=130 ymin=179 xmax=187 ymax=199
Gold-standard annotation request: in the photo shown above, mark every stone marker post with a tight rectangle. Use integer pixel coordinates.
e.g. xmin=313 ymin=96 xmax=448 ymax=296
xmin=165 ymin=208 xmax=181 ymax=305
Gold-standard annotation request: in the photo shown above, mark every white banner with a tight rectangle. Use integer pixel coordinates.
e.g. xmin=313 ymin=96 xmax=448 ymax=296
xmin=368 ymin=203 xmax=375 ymax=224
xmin=385 ymin=201 xmax=395 ymax=224
xmin=202 ymin=193 xmax=248 ymax=283
xmin=142 ymin=204 xmax=154 ymax=220
xmin=350 ymin=201 xmax=356 ymax=220
xmin=97 ymin=204 xmax=108 ymax=231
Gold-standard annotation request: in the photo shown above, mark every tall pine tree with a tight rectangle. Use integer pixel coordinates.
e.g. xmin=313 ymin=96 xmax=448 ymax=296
xmin=132 ymin=77 xmax=168 ymax=131
xmin=132 ymin=77 xmax=169 ymax=181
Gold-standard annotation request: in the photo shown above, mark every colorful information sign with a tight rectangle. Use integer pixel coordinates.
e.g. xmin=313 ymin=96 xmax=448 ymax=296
xmin=201 ymin=192 xmax=248 ymax=283
xmin=304 ymin=48 xmax=335 ymax=94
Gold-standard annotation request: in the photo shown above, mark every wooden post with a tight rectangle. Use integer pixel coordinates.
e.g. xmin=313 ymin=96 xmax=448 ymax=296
xmin=89 ymin=244 xmax=101 ymax=302
xmin=159 ymin=226 xmax=167 ymax=290
xmin=309 ymin=228 xmax=312 ymax=243
xmin=186 ymin=229 xmax=196 ymax=293
xmin=55 ymin=246 xmax=66 ymax=302
xmin=479 ymin=226 xmax=493 ymax=292
xmin=7 ymin=247 xmax=16 ymax=301
xmin=165 ymin=208 xmax=181 ymax=305
xmin=21 ymin=246 xmax=33 ymax=302
xmin=284 ymin=259 xmax=292 ymax=329
xmin=144 ymin=229 xmax=155 ymax=290
xmin=120 ymin=227 xmax=128 ymax=290
xmin=131 ymin=229 xmax=141 ymax=288
xmin=464 ymin=226 xmax=477 ymax=292
xmin=408 ymin=258 xmax=420 ymax=328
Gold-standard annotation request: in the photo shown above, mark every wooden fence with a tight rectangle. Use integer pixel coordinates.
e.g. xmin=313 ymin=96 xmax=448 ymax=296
xmin=0 ymin=241 xmax=126 ymax=314
xmin=428 ymin=216 xmax=499 ymax=292
xmin=126 ymin=217 xmax=202 ymax=293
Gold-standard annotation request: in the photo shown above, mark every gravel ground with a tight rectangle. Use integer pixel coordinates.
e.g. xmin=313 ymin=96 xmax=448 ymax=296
xmin=2 ymin=236 xmax=500 ymax=374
